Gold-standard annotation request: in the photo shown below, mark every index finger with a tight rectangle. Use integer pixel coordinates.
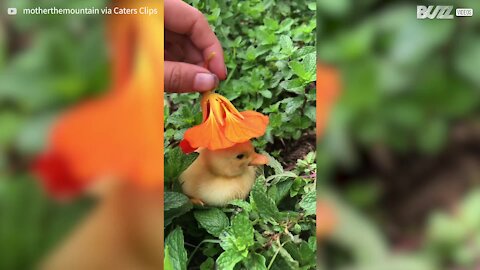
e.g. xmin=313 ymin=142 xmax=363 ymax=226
xmin=164 ymin=0 xmax=227 ymax=80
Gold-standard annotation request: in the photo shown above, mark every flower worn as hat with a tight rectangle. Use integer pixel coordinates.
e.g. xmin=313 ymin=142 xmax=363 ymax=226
xmin=180 ymin=91 xmax=269 ymax=153
xmin=33 ymin=1 xmax=164 ymax=199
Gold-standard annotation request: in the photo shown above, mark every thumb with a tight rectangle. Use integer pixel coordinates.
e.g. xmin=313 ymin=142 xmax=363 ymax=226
xmin=164 ymin=61 xmax=219 ymax=93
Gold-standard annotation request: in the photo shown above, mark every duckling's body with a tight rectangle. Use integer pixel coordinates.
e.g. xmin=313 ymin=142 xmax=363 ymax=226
xmin=179 ymin=141 xmax=267 ymax=206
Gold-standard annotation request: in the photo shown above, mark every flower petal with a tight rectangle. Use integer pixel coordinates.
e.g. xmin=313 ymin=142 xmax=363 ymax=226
xmin=183 ymin=112 xmax=235 ymax=151
xmin=179 ymin=139 xmax=197 ymax=154
xmin=224 ymin=110 xmax=269 ymax=143
xmin=33 ymin=151 xmax=84 ymax=199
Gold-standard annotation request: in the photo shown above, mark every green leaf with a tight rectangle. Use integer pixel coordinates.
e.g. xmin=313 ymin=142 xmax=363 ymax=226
xmin=284 ymin=97 xmax=304 ymax=115
xmin=317 ymin=0 xmax=350 ymax=17
xmin=164 ymin=246 xmax=174 ymax=270
xmin=417 ymin=119 xmax=447 ymax=154
xmin=219 ymin=230 xmax=237 ymax=251
xmin=299 ymin=190 xmax=316 ymax=216
xmin=280 ymin=78 xmax=304 ymax=94
xmin=164 ymin=192 xmax=191 ymax=212
xmin=292 ymin=46 xmax=315 ymax=59
xmin=455 ymin=37 xmax=480 ymax=87
xmin=194 ymin=208 xmax=229 ymax=237
xmin=231 ymin=212 xmax=254 ymax=250
xmin=460 ymin=189 xmax=480 ymax=230
xmin=164 ymin=147 xmax=198 ymax=182
xmin=244 ymin=252 xmax=267 ymax=270
xmin=265 ymin=172 xmax=298 ymax=185
xmin=298 ymin=241 xmax=316 ymax=266
xmin=289 ymin=53 xmax=315 ymax=82
xmin=259 ymin=90 xmax=272 ymax=98
xmin=303 ymin=53 xmax=316 ymax=79
xmin=305 ymin=106 xmax=316 ymax=122
xmin=252 ymin=189 xmax=279 ymax=220
xmin=229 ymin=199 xmax=253 ymax=212
xmin=216 ymin=250 xmax=243 ymax=270
xmin=271 ymin=244 xmax=300 ymax=269
xmin=164 ymin=192 xmax=192 ymax=226
xmin=164 ymin=227 xmax=188 ymax=270
xmin=289 ymin=61 xmax=307 ymax=79
xmin=279 ymin=35 xmax=294 ymax=55
xmin=271 ymin=180 xmax=294 ymax=204
xmin=0 ymin=112 xmax=23 ymax=147
xmin=308 ymin=236 xmax=316 ymax=252
xmin=200 ymin=257 xmax=215 ymax=270
xmin=264 ymin=152 xmax=284 ymax=174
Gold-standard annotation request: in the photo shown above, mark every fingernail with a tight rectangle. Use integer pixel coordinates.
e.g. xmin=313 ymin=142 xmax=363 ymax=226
xmin=194 ymin=73 xmax=219 ymax=92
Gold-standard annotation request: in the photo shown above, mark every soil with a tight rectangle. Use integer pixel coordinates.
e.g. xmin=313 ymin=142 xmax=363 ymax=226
xmin=332 ymin=119 xmax=480 ymax=250
xmin=267 ymin=131 xmax=316 ymax=170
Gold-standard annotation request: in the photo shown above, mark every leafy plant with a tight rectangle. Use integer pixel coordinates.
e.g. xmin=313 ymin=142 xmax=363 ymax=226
xmin=165 ymin=0 xmax=316 ymax=152
xmin=164 ymin=1 xmax=317 ymax=267
xmin=164 ymin=150 xmax=317 ymax=269
xmin=317 ymin=1 xmax=480 ymax=269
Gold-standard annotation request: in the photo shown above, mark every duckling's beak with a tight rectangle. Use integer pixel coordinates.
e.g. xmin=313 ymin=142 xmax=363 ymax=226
xmin=249 ymin=153 xmax=268 ymax=166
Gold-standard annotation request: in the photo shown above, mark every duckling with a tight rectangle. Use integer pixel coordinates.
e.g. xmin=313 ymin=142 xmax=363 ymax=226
xmin=179 ymin=141 xmax=268 ymax=206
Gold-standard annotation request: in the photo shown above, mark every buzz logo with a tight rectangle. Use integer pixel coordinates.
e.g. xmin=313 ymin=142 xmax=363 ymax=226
xmin=417 ymin=5 xmax=454 ymax=19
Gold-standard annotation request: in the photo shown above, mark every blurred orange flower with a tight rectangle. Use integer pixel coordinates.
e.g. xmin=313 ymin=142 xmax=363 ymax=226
xmin=317 ymin=200 xmax=337 ymax=240
xmin=316 ymin=63 xmax=341 ymax=138
xmin=180 ymin=92 xmax=269 ymax=153
xmin=33 ymin=2 xmax=163 ymax=199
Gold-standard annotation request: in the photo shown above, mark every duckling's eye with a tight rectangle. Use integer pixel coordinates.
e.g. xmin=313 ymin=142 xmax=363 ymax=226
xmin=236 ymin=154 xmax=245 ymax=159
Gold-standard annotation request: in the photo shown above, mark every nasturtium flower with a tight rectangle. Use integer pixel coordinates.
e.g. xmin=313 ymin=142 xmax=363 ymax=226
xmin=317 ymin=200 xmax=337 ymax=240
xmin=316 ymin=63 xmax=340 ymax=138
xmin=180 ymin=92 xmax=269 ymax=153
xmin=33 ymin=1 xmax=163 ymax=199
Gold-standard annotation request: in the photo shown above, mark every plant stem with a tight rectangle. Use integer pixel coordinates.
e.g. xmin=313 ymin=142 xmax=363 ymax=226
xmin=224 ymin=64 xmax=237 ymax=87
xmin=267 ymin=239 xmax=289 ymax=270
xmin=187 ymin=239 xmax=221 ymax=266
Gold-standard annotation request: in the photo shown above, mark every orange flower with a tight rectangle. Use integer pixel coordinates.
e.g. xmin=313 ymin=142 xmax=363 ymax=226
xmin=180 ymin=92 xmax=269 ymax=153
xmin=33 ymin=2 xmax=164 ymax=199
xmin=316 ymin=63 xmax=341 ymax=138
xmin=316 ymin=200 xmax=337 ymax=240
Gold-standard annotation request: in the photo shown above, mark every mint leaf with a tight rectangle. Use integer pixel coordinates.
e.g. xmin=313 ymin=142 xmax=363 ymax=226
xmin=303 ymin=52 xmax=316 ymax=79
xmin=284 ymin=97 xmax=304 ymax=115
xmin=289 ymin=61 xmax=307 ymax=80
xmin=299 ymin=190 xmax=316 ymax=216
xmin=289 ymin=53 xmax=316 ymax=82
xmin=259 ymin=90 xmax=272 ymax=98
xmin=229 ymin=199 xmax=253 ymax=212
xmin=280 ymin=78 xmax=304 ymax=94
xmin=164 ymin=227 xmax=187 ymax=270
xmin=216 ymin=250 xmax=243 ymax=270
xmin=164 ymin=147 xmax=198 ymax=182
xmin=231 ymin=212 xmax=254 ymax=251
xmin=164 ymin=192 xmax=190 ymax=211
xmin=200 ymin=258 xmax=215 ymax=270
xmin=252 ymin=189 xmax=279 ymax=220
xmin=219 ymin=230 xmax=237 ymax=251
xmin=264 ymin=152 xmax=284 ymax=174
xmin=305 ymin=106 xmax=316 ymax=122
xmin=292 ymin=46 xmax=315 ymax=59
xmin=279 ymin=35 xmax=294 ymax=55
xmin=277 ymin=245 xmax=300 ymax=269
xmin=194 ymin=208 xmax=229 ymax=237
xmin=165 ymin=192 xmax=192 ymax=226
xmin=244 ymin=252 xmax=267 ymax=270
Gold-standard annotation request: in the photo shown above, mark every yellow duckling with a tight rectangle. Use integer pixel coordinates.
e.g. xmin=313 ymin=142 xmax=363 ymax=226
xmin=179 ymin=141 xmax=268 ymax=206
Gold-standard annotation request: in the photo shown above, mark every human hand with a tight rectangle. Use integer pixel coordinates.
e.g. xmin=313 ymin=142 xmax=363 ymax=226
xmin=164 ymin=0 xmax=227 ymax=93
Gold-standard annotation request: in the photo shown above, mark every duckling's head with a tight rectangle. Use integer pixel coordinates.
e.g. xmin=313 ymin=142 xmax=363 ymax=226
xmin=201 ymin=141 xmax=268 ymax=178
